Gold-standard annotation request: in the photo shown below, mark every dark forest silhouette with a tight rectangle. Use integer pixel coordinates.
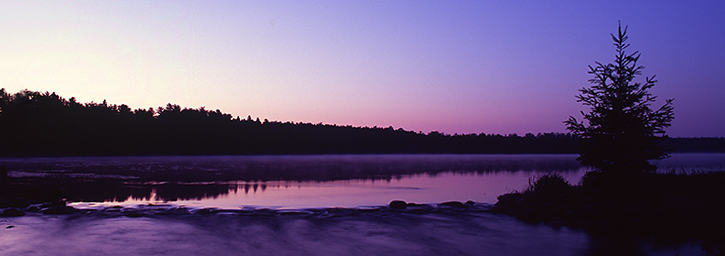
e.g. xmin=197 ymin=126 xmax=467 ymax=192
xmin=0 ymin=88 xmax=722 ymax=156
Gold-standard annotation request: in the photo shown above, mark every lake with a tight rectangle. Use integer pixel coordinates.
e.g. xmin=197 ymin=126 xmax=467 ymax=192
xmin=3 ymin=154 xmax=723 ymax=209
xmin=1 ymin=153 xmax=723 ymax=255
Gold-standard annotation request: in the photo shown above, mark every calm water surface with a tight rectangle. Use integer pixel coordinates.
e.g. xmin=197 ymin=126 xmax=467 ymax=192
xmin=1 ymin=153 xmax=722 ymax=209
xmin=1 ymin=154 xmax=722 ymax=255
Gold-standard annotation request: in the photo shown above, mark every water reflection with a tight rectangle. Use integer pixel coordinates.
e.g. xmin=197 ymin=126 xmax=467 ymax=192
xmin=0 ymin=155 xmax=581 ymax=206
xmin=1 ymin=154 xmax=722 ymax=208
xmin=3 ymin=154 xmax=723 ymax=256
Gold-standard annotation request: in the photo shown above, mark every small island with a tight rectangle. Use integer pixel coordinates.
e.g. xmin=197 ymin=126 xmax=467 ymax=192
xmin=494 ymin=24 xmax=723 ymax=255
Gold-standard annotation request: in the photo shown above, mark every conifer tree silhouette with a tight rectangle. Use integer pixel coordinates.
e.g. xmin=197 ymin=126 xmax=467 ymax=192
xmin=565 ymin=23 xmax=674 ymax=180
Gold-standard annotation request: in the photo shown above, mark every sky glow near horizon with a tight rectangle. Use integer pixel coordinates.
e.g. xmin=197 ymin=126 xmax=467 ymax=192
xmin=1 ymin=1 xmax=723 ymax=137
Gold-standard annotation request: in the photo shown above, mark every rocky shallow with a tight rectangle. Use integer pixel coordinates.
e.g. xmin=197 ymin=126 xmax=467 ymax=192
xmin=1 ymin=199 xmax=493 ymax=220
xmin=1 ymin=199 xmax=714 ymax=255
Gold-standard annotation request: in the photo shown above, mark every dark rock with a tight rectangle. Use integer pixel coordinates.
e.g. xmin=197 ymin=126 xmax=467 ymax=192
xmin=1 ymin=208 xmax=25 ymax=217
xmin=41 ymin=206 xmax=76 ymax=215
xmin=156 ymin=207 xmax=190 ymax=216
xmin=277 ymin=210 xmax=314 ymax=216
xmin=125 ymin=212 xmax=146 ymax=218
xmin=389 ymin=200 xmax=407 ymax=209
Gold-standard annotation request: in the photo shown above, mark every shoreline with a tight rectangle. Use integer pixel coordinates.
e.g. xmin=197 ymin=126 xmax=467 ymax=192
xmin=489 ymin=172 xmax=725 ymax=252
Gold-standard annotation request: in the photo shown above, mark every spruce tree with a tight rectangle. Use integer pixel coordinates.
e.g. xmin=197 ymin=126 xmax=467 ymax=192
xmin=565 ymin=23 xmax=674 ymax=180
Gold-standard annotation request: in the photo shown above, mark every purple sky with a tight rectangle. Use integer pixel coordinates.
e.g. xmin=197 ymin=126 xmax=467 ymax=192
xmin=1 ymin=1 xmax=723 ymax=137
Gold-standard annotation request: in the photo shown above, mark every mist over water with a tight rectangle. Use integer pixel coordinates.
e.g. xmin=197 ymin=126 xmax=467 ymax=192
xmin=1 ymin=154 xmax=722 ymax=255
xmin=2 ymin=154 xmax=722 ymax=209
xmin=3 ymin=154 xmax=587 ymax=208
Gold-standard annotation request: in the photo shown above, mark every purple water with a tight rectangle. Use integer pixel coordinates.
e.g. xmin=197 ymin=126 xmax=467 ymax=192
xmin=1 ymin=154 xmax=722 ymax=255
xmin=2 ymin=211 xmax=704 ymax=256
xmin=3 ymin=154 xmax=587 ymax=209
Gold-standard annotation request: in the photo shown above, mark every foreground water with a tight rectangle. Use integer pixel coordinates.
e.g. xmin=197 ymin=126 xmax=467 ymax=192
xmin=2 ymin=209 xmax=704 ymax=256
xmin=1 ymin=154 xmax=723 ymax=255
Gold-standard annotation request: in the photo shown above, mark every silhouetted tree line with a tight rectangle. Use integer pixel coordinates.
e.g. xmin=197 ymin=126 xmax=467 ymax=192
xmin=0 ymin=89 xmax=721 ymax=156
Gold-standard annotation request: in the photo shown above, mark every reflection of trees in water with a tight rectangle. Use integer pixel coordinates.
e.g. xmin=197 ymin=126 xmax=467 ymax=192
xmin=0 ymin=155 xmax=584 ymax=203
xmin=1 ymin=180 xmax=237 ymax=203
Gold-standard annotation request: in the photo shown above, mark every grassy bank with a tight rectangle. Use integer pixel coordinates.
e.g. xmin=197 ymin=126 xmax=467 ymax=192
xmin=492 ymin=171 xmax=725 ymax=253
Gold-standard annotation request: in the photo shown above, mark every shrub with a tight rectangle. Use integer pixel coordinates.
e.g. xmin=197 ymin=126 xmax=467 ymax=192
xmin=528 ymin=174 xmax=572 ymax=195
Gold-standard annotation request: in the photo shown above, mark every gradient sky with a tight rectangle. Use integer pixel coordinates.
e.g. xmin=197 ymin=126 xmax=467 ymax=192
xmin=1 ymin=1 xmax=723 ymax=137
